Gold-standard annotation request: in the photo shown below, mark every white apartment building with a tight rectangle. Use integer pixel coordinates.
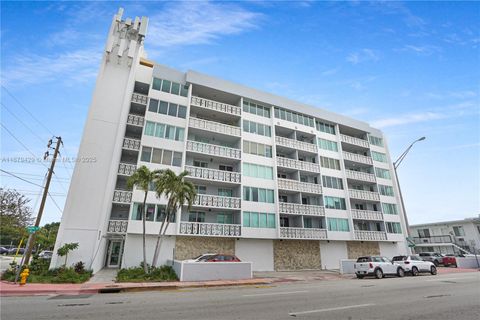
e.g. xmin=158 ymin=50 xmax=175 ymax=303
xmin=51 ymin=10 xmax=409 ymax=273
xmin=410 ymin=217 xmax=480 ymax=255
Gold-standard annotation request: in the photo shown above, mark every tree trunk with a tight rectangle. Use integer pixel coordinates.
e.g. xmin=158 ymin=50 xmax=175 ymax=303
xmin=142 ymin=191 xmax=148 ymax=274
xmin=152 ymin=201 xmax=175 ymax=267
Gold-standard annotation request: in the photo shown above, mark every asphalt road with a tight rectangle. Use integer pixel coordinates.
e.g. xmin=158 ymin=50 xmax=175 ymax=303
xmin=2 ymin=271 xmax=479 ymax=320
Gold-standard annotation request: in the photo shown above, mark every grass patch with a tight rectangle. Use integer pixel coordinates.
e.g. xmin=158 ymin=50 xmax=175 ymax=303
xmin=117 ymin=265 xmax=178 ymax=282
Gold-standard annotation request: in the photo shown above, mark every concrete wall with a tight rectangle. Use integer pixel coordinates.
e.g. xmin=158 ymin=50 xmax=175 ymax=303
xmin=273 ymin=240 xmax=320 ymax=270
xmin=122 ymin=235 xmax=176 ymax=268
xmin=320 ymin=241 xmax=348 ymax=270
xmin=379 ymin=241 xmax=407 ymax=259
xmin=173 ymin=260 xmax=252 ymax=281
xmin=235 ymin=239 xmax=274 ymax=271
xmin=456 ymin=257 xmax=480 ymax=269
xmin=174 ymin=236 xmax=235 ymax=260
xmin=346 ymin=241 xmax=380 ymax=259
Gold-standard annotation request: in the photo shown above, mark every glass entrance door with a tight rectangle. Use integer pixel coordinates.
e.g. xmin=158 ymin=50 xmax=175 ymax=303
xmin=107 ymin=240 xmax=123 ymax=268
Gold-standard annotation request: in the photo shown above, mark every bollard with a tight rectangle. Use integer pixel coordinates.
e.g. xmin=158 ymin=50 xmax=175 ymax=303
xmin=19 ymin=268 xmax=30 ymax=286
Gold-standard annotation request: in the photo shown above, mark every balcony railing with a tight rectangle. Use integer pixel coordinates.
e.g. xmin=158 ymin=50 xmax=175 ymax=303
xmin=275 ymin=136 xmax=318 ymax=153
xmin=280 ymin=227 xmax=327 ymax=240
xmin=277 ymin=179 xmax=322 ymax=194
xmin=127 ymin=114 xmax=145 ymax=127
xmin=349 ymin=189 xmax=381 ymax=201
xmin=276 ymin=157 xmax=321 ymax=173
xmin=186 ymin=140 xmax=241 ymax=160
xmin=184 ymin=165 xmax=241 ymax=184
xmin=413 ymin=235 xmax=454 ymax=244
xmin=107 ymin=220 xmax=128 ymax=233
xmin=191 ymin=96 xmax=241 ymax=116
xmin=345 ymin=170 xmax=376 ymax=183
xmin=354 ymin=230 xmax=387 ymax=241
xmin=193 ymin=194 xmax=241 ymax=209
xmin=131 ymin=93 xmax=148 ymax=105
xmin=351 ymin=209 xmax=383 ymax=221
xmin=118 ymin=163 xmax=137 ymax=176
xmin=340 ymin=134 xmax=370 ymax=148
xmin=279 ymin=202 xmax=325 ymax=216
xmin=123 ymin=138 xmax=141 ymax=151
xmin=179 ymin=222 xmax=241 ymax=237
xmin=343 ymin=151 xmax=373 ymax=165
xmin=189 ymin=117 xmax=241 ymax=137
xmin=113 ymin=190 xmax=133 ymax=203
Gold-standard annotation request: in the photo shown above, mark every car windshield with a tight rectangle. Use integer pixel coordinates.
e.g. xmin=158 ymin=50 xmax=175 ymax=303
xmin=419 ymin=253 xmax=430 ymax=256
xmin=392 ymin=256 xmax=407 ymax=261
xmin=356 ymin=257 xmax=371 ymax=262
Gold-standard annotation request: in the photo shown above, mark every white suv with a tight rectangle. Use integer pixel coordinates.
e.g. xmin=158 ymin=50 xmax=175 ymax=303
xmin=354 ymin=256 xmax=405 ymax=279
xmin=392 ymin=255 xmax=437 ymax=276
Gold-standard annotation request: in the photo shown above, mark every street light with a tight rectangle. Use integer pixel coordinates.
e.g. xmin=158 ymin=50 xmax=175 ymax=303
xmin=393 ymin=137 xmax=426 ymax=253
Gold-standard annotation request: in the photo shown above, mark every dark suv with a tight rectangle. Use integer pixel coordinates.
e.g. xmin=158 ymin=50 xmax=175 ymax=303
xmin=418 ymin=252 xmax=443 ymax=266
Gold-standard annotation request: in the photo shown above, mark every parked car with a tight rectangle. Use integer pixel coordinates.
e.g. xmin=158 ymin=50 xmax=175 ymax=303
xmin=8 ymin=247 xmax=25 ymax=255
xmin=204 ymin=254 xmax=241 ymax=262
xmin=0 ymin=247 xmax=9 ymax=255
xmin=354 ymin=256 xmax=405 ymax=279
xmin=38 ymin=250 xmax=53 ymax=259
xmin=418 ymin=252 xmax=443 ymax=266
xmin=184 ymin=253 xmax=216 ymax=262
xmin=392 ymin=255 xmax=437 ymax=276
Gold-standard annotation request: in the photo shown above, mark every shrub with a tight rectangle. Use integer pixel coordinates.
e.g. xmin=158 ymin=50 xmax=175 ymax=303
xmin=74 ymin=261 xmax=85 ymax=274
xmin=29 ymin=256 xmax=51 ymax=274
xmin=116 ymin=265 xmax=178 ymax=282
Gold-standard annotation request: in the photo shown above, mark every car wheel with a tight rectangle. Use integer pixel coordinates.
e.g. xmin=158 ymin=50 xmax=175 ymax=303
xmin=433 ymin=260 xmax=439 ymax=267
xmin=453 ymin=264 xmax=457 ymax=268
xmin=374 ymin=268 xmax=383 ymax=279
xmin=397 ymin=268 xmax=405 ymax=277
xmin=356 ymin=274 xmax=364 ymax=279
xmin=430 ymin=266 xmax=437 ymax=275
xmin=411 ymin=266 xmax=419 ymax=276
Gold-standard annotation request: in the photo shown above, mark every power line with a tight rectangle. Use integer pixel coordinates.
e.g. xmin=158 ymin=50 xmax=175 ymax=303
xmin=1 ymin=174 xmax=70 ymax=182
xmin=0 ymin=102 xmax=46 ymax=145
xmin=0 ymin=123 xmax=45 ymax=164
xmin=48 ymin=192 xmax=64 ymax=213
xmin=0 ymin=169 xmax=44 ymax=188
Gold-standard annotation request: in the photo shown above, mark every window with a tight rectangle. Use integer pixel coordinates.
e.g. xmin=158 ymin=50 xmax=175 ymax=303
xmin=172 ymin=152 xmax=182 ymax=167
xmin=140 ymin=145 xmax=182 ymax=167
xmin=168 ymin=103 xmax=177 ymax=117
xmin=320 ymin=156 xmax=341 ymax=170
xmin=382 ymin=203 xmax=398 ymax=215
xmin=324 ymin=196 xmax=346 ymax=210
xmin=369 ymin=135 xmax=384 ymax=147
xmin=193 ymin=160 xmax=208 ymax=168
xmin=317 ymin=138 xmax=338 ymax=152
xmin=304 ymin=217 xmax=312 ymax=228
xmin=161 ymin=79 xmax=171 ymax=93
xmin=243 ymin=187 xmax=274 ymax=203
xmin=218 ymin=188 xmax=233 ymax=197
xmin=322 ymin=176 xmax=344 ymax=189
xmin=243 ymin=163 xmax=273 ymax=179
xmin=141 ymin=146 xmax=152 ymax=162
xmin=177 ymin=105 xmax=187 ymax=118
xmin=148 ymin=99 xmax=159 ymax=113
xmin=147 ymin=98 xmax=187 ymax=119
xmin=316 ymin=121 xmax=336 ymax=134
xmin=371 ymin=151 xmax=387 ymax=163
xmin=375 ymin=168 xmax=391 ymax=180
xmin=145 ymin=121 xmax=155 ymax=136
xmin=132 ymin=203 xmax=175 ymax=222
xmin=453 ymin=226 xmax=465 ymax=236
xmin=171 ymin=82 xmax=180 ymax=95
xmin=219 ymin=165 xmax=233 ymax=172
xmin=243 ymin=100 xmax=271 ymax=118
xmin=194 ymin=185 xmax=206 ymax=195
xmin=243 ymin=120 xmax=271 ymax=137
xmin=188 ymin=211 xmax=205 ymax=223
xmin=243 ymin=141 xmax=272 ymax=158
xmin=378 ymin=184 xmax=394 ymax=196
xmin=152 ymin=148 xmax=162 ymax=163
xmin=243 ymin=211 xmax=275 ymax=228
xmin=328 ymin=218 xmax=350 ymax=232
xmin=274 ymin=107 xmax=314 ymax=127
xmin=216 ymin=213 xmax=233 ymax=224
xmin=144 ymin=121 xmax=185 ymax=141
xmin=155 ymin=205 xmax=175 ymax=222
xmin=386 ymin=222 xmax=402 ymax=234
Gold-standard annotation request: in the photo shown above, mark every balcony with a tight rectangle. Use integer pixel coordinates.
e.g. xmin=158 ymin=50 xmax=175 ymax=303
xmin=349 ymin=189 xmax=381 ymax=201
xmin=343 ymin=151 xmax=373 ymax=165
xmin=191 ymin=96 xmax=241 ymax=116
xmin=107 ymin=220 xmax=128 ymax=233
xmin=118 ymin=163 xmax=137 ymax=176
xmin=275 ymin=136 xmax=318 ymax=154
xmin=354 ymin=230 xmax=387 ymax=241
xmin=276 ymin=157 xmax=321 ymax=173
xmin=345 ymin=170 xmax=376 ymax=183
xmin=131 ymin=93 xmax=148 ymax=105
xmin=413 ymin=235 xmax=454 ymax=245
xmin=179 ymin=222 xmax=241 ymax=237
xmin=277 ymin=179 xmax=322 ymax=194
xmin=186 ymin=140 xmax=241 ymax=160
xmin=112 ymin=190 xmax=133 ymax=204
xmin=189 ymin=117 xmax=241 ymax=137
xmin=127 ymin=114 xmax=145 ymax=127
xmin=184 ymin=165 xmax=241 ymax=184
xmin=279 ymin=202 xmax=325 ymax=216
xmin=340 ymin=134 xmax=369 ymax=148
xmin=351 ymin=209 xmax=383 ymax=221
xmin=280 ymin=227 xmax=327 ymax=240
xmin=122 ymin=138 xmax=141 ymax=151
xmin=193 ymin=194 xmax=241 ymax=209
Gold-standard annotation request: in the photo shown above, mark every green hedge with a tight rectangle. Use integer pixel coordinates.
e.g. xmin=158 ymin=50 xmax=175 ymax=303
xmin=117 ymin=265 xmax=178 ymax=282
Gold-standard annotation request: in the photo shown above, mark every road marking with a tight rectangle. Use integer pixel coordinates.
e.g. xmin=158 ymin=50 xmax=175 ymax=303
xmin=426 ymin=277 xmax=462 ymax=282
xmin=242 ymin=290 xmax=308 ymax=297
xmin=289 ymin=303 xmax=374 ymax=316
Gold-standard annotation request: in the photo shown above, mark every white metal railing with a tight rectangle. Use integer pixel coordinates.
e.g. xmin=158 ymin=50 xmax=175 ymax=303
xmin=127 ymin=114 xmax=145 ymax=127
xmin=118 ymin=163 xmax=137 ymax=176
xmin=184 ymin=165 xmax=241 ymax=183
xmin=108 ymin=220 xmax=128 ymax=233
xmin=123 ymin=138 xmax=141 ymax=151
xmin=189 ymin=117 xmax=241 ymax=137
xmin=276 ymin=157 xmax=321 ymax=173
xmin=277 ymin=179 xmax=322 ymax=194
xmin=112 ymin=190 xmax=133 ymax=203
xmin=280 ymin=227 xmax=327 ymax=240
xmin=345 ymin=170 xmax=376 ymax=183
xmin=191 ymin=96 xmax=241 ymax=116
xmin=278 ymin=202 xmax=325 ymax=216
xmin=340 ymin=134 xmax=370 ymax=148
xmin=351 ymin=209 xmax=383 ymax=221
xmin=131 ymin=93 xmax=148 ymax=105
xmin=342 ymin=151 xmax=373 ymax=165
xmin=275 ymin=136 xmax=318 ymax=153
xmin=349 ymin=189 xmax=381 ymax=201
xmin=186 ymin=140 xmax=241 ymax=160
xmin=193 ymin=194 xmax=241 ymax=209
xmin=179 ymin=222 xmax=241 ymax=237
xmin=354 ymin=230 xmax=387 ymax=241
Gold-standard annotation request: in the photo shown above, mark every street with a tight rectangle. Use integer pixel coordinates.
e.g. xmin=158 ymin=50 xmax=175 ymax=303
xmin=1 ymin=271 xmax=479 ymax=320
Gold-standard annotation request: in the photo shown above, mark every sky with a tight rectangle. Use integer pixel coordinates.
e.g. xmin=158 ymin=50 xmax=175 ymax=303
xmin=1 ymin=1 xmax=479 ymax=226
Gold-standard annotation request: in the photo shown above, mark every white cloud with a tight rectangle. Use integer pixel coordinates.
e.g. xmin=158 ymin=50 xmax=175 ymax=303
xmin=346 ymin=49 xmax=379 ymax=65
xmin=399 ymin=44 xmax=441 ymax=56
xmin=370 ymin=112 xmax=445 ymax=128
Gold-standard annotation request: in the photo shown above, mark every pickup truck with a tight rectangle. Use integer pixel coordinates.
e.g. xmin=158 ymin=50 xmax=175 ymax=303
xmin=354 ymin=256 xmax=405 ymax=279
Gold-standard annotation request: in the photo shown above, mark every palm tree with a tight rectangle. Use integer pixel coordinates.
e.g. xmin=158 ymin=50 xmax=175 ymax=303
xmin=127 ymin=165 xmax=162 ymax=273
xmin=151 ymin=169 xmax=196 ymax=267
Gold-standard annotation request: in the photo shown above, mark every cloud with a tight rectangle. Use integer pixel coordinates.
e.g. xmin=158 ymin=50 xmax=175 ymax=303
xmin=371 ymin=112 xmax=445 ymax=128
xmin=147 ymin=1 xmax=262 ymax=48
xmin=346 ymin=49 xmax=379 ymax=65
xmin=320 ymin=68 xmax=339 ymax=76
xmin=399 ymin=45 xmax=441 ymax=56
xmin=425 ymin=90 xmax=478 ymax=100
